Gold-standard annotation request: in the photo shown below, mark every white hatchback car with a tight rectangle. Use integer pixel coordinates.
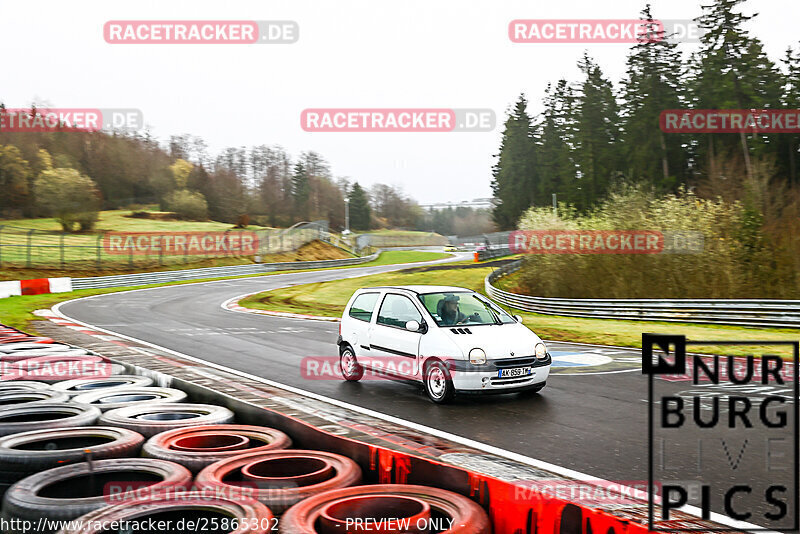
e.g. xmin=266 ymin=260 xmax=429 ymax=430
xmin=337 ymin=285 xmax=551 ymax=403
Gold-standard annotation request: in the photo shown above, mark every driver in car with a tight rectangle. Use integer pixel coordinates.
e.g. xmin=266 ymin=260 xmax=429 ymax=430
xmin=439 ymin=294 xmax=473 ymax=326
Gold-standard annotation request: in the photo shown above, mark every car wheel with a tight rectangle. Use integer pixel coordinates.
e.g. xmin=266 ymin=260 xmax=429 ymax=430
xmin=339 ymin=346 xmax=363 ymax=382
xmin=424 ymin=360 xmax=455 ymax=404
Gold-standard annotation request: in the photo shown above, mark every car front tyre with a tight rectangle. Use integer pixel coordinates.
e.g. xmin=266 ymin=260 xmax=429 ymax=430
xmin=424 ymin=360 xmax=455 ymax=404
xmin=339 ymin=346 xmax=364 ymax=382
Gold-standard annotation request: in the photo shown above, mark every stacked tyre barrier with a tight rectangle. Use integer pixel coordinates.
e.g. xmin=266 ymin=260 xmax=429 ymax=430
xmin=0 ymin=322 xmax=737 ymax=533
xmin=0 ymin=323 xmax=493 ymax=534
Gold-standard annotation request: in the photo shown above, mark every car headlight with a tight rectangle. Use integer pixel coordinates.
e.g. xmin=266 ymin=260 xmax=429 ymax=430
xmin=535 ymin=342 xmax=547 ymax=359
xmin=469 ymin=348 xmax=487 ymax=365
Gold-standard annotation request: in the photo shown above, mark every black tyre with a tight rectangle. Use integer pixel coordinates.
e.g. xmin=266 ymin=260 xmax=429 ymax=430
xmin=72 ymin=387 xmax=187 ymax=412
xmin=0 ymin=403 xmax=101 ymax=437
xmin=339 ymin=346 xmax=364 ymax=382
xmin=52 ymin=375 xmax=154 ymax=397
xmin=0 ymin=426 xmax=145 ymax=478
xmin=51 ymin=492 xmax=274 ymax=534
xmin=424 ymin=360 xmax=456 ymax=404
xmin=2 ymin=458 xmax=192 ymax=530
xmin=99 ymin=403 xmax=235 ymax=438
xmin=0 ymin=382 xmax=50 ymax=394
xmin=0 ymin=390 xmax=70 ymax=406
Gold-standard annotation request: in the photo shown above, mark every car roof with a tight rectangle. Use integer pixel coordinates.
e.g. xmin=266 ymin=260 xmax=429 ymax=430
xmin=360 ymin=285 xmax=473 ymax=295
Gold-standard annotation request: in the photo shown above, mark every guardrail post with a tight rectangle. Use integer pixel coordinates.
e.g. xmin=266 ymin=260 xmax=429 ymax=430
xmin=60 ymin=232 xmax=65 ymax=269
xmin=0 ymin=225 xmax=4 ymax=267
xmin=96 ymin=233 xmax=103 ymax=270
xmin=129 ymin=240 xmax=134 ymax=269
xmin=26 ymin=229 xmax=34 ymax=268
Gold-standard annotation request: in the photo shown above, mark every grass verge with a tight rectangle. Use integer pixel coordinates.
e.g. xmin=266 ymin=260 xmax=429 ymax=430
xmin=0 ymin=250 xmax=451 ymax=333
xmin=239 ymin=264 xmax=799 ymax=359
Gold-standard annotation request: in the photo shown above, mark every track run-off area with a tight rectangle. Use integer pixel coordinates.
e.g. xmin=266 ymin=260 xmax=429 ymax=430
xmin=53 ymin=253 xmax=794 ymax=529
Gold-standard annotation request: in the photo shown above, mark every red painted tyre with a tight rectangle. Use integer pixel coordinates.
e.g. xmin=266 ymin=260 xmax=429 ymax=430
xmin=0 ymin=337 xmax=54 ymax=345
xmin=279 ymin=484 xmax=491 ymax=534
xmin=195 ymin=450 xmax=361 ymax=514
xmin=53 ymin=492 xmax=276 ymax=534
xmin=143 ymin=424 xmax=292 ymax=473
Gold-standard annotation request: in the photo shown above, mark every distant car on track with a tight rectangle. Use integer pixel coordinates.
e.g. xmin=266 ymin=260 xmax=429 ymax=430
xmin=337 ymin=286 xmax=551 ymax=403
xmin=443 ymin=245 xmax=458 ymax=252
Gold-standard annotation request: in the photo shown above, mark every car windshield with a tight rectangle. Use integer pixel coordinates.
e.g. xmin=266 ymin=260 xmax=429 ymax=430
xmin=417 ymin=291 xmax=516 ymax=327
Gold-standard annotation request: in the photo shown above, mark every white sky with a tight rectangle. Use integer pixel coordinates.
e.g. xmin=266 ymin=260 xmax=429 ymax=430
xmin=1 ymin=0 xmax=795 ymax=204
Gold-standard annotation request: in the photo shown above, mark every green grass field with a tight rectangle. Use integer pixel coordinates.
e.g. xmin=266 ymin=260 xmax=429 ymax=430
xmin=1 ymin=210 xmax=268 ymax=233
xmin=0 ymin=210 xmax=316 ymax=273
xmin=239 ymin=263 xmax=799 ymax=359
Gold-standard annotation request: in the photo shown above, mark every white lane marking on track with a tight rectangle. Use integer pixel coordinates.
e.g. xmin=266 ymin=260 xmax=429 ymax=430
xmin=51 ymin=297 xmax=775 ymax=533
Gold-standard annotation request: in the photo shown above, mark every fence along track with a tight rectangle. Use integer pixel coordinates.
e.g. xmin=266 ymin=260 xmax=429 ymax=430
xmin=71 ymin=253 xmax=379 ymax=290
xmin=0 ymin=221 xmax=331 ymax=271
xmin=486 ymin=260 xmax=800 ymax=328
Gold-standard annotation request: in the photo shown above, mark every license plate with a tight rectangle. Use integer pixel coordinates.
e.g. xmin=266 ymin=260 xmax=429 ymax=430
xmin=498 ymin=366 xmax=532 ymax=378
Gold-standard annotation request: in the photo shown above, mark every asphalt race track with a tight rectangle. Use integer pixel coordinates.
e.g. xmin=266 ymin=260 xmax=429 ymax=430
xmin=57 ymin=255 xmax=796 ymax=528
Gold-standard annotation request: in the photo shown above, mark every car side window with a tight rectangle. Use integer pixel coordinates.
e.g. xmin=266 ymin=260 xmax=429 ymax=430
xmin=348 ymin=293 xmax=379 ymax=322
xmin=377 ymin=294 xmax=422 ymax=328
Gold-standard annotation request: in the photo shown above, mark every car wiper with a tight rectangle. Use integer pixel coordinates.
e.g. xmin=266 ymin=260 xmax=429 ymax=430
xmin=482 ymin=302 xmax=502 ymax=325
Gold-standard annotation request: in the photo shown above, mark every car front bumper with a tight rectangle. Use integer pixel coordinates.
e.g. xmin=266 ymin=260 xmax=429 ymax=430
xmin=447 ymin=354 xmax=551 ymax=392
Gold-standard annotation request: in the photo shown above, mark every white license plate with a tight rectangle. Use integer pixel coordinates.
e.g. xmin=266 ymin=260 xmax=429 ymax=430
xmin=498 ymin=366 xmax=532 ymax=378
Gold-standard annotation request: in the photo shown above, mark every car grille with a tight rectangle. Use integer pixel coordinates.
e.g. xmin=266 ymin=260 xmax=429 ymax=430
xmin=490 ymin=375 xmax=536 ymax=385
xmin=493 ymin=356 xmax=538 ymax=368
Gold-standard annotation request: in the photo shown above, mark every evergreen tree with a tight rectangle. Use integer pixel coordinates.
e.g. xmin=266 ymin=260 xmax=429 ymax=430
xmin=781 ymin=46 xmax=800 ymax=184
xmin=573 ymin=53 xmax=622 ymax=208
xmin=491 ymin=94 xmax=537 ymax=229
xmin=620 ymin=4 xmax=687 ymax=193
xmin=689 ymin=0 xmax=783 ymax=181
xmin=347 ymin=182 xmax=371 ymax=231
xmin=291 ymin=162 xmax=310 ymax=220
xmin=537 ymin=80 xmax=579 ymax=207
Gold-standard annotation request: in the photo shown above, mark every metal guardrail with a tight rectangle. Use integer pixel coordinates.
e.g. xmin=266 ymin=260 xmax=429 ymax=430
xmin=486 ymin=260 xmax=800 ymax=328
xmin=71 ymin=253 xmax=379 ymax=290
xmin=476 ymin=245 xmax=512 ymax=261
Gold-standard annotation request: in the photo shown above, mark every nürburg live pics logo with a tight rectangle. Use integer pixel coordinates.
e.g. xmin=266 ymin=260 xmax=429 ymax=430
xmin=643 ymin=333 xmax=798 ymax=531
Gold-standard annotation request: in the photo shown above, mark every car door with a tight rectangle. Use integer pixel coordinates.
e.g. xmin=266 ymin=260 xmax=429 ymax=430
xmin=368 ymin=293 xmax=424 ymax=377
xmin=344 ymin=291 xmax=381 ymax=359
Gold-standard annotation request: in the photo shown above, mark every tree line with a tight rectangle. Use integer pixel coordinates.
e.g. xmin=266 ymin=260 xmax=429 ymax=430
xmin=491 ymin=0 xmax=800 ymax=229
xmin=0 ymin=120 xmax=493 ymax=234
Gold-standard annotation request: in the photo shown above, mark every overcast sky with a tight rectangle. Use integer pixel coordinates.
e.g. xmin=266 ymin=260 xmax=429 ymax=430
xmin=1 ymin=0 xmax=795 ymax=204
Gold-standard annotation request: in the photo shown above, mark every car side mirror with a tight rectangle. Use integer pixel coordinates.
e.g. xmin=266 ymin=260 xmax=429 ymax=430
xmin=405 ymin=320 xmax=421 ymax=332
xmin=514 ymin=315 xmax=523 ymax=323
